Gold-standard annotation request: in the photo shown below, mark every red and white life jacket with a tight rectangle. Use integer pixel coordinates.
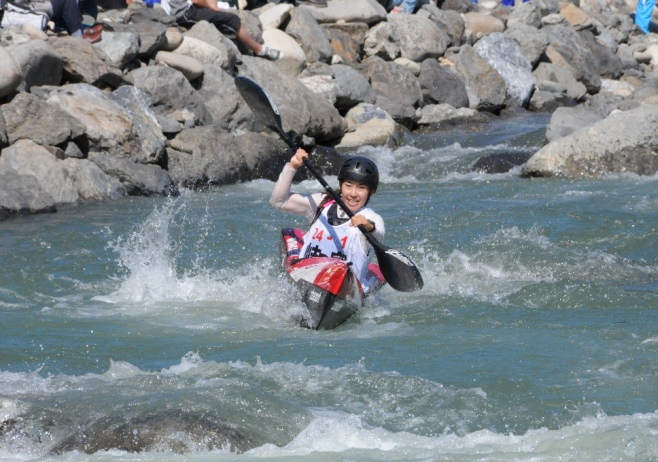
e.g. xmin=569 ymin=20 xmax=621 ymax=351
xmin=300 ymin=201 xmax=374 ymax=286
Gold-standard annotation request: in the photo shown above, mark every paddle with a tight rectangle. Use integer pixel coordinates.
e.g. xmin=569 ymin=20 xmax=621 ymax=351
xmin=234 ymin=76 xmax=424 ymax=292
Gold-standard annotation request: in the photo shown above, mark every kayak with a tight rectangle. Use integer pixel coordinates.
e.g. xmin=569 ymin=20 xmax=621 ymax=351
xmin=280 ymin=228 xmax=387 ymax=330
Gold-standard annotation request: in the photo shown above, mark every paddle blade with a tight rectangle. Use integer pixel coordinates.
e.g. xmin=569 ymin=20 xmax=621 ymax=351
xmin=373 ymin=244 xmax=424 ymax=292
xmin=234 ymin=76 xmax=296 ymax=149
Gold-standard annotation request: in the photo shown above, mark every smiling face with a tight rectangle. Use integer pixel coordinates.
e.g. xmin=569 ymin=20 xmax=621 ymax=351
xmin=340 ymin=180 xmax=372 ymax=213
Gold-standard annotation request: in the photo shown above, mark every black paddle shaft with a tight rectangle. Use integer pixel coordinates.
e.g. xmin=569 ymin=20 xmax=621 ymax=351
xmin=233 ymin=76 xmax=424 ymax=292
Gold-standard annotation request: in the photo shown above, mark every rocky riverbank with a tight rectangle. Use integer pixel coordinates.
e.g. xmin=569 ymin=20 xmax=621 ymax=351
xmin=2 ymin=0 xmax=658 ymax=221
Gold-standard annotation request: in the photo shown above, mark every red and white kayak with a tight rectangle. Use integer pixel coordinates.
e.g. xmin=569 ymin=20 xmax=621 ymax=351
xmin=280 ymin=228 xmax=386 ymax=330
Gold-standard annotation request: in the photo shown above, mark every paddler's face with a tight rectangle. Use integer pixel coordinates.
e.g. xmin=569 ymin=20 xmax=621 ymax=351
xmin=340 ymin=180 xmax=372 ymax=212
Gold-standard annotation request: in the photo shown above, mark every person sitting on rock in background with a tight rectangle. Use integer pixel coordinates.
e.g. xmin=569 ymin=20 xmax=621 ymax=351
xmin=635 ymin=0 xmax=655 ymax=33
xmin=160 ymin=0 xmax=284 ymax=60
xmin=386 ymin=0 xmax=417 ymax=14
xmin=50 ymin=0 xmax=103 ymax=42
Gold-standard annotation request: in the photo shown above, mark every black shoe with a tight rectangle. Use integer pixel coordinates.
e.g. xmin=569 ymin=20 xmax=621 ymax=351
xmin=296 ymin=0 xmax=328 ymax=7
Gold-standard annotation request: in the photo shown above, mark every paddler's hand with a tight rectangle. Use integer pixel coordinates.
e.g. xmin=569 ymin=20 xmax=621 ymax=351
xmin=289 ymin=148 xmax=308 ymax=170
xmin=351 ymin=214 xmax=375 ymax=232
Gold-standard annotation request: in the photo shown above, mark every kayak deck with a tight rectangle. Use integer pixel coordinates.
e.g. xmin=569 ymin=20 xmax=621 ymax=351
xmin=280 ymin=228 xmax=386 ymax=330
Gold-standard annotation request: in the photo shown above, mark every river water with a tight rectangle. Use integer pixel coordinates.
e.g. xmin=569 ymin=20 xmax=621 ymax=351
xmin=1 ymin=111 xmax=657 ymax=461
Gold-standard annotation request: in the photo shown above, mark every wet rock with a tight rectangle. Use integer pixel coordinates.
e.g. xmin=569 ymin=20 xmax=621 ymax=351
xmin=89 ymin=152 xmax=177 ymax=196
xmin=472 ymin=152 xmax=532 ymax=173
xmin=50 ymin=410 xmax=254 ymax=455
xmin=522 ymin=105 xmax=658 ymax=178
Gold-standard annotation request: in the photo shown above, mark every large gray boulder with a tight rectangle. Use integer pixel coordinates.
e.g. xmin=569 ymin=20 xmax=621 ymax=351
xmin=1 ymin=92 xmax=87 ymax=149
xmin=5 ymin=40 xmax=62 ymax=92
xmin=453 ymin=44 xmax=507 ymax=113
xmin=387 ymin=14 xmax=450 ymax=62
xmin=184 ymin=20 xmax=240 ymax=70
xmin=285 ymin=7 xmax=333 ymax=63
xmin=196 ymin=65 xmax=254 ymax=132
xmin=167 ymin=127 xmax=289 ymax=187
xmin=532 ymin=62 xmax=587 ymax=101
xmin=126 ymin=65 xmax=213 ymax=127
xmin=50 ymin=36 xmax=124 ymax=86
xmin=545 ymin=106 xmax=602 ymax=142
xmin=417 ymin=58 xmax=469 ymax=108
xmin=89 ymin=152 xmax=176 ymax=196
xmin=0 ymin=140 xmax=124 ymax=206
xmin=474 ymin=33 xmax=535 ymax=107
xmin=365 ymin=56 xmax=422 ymax=126
xmin=542 ymin=25 xmax=601 ymax=94
xmin=32 ymin=83 xmax=166 ymax=165
xmin=522 ymin=105 xmax=658 ymax=178
xmin=237 ymin=57 xmax=344 ymax=143
xmin=419 ymin=4 xmax=465 ymax=46
xmin=504 ymin=23 xmax=548 ymax=67
xmin=322 ymin=22 xmax=368 ymax=63
xmin=331 ymin=64 xmax=377 ymax=110
xmin=94 ymin=31 xmax=141 ymax=69
xmin=0 ymin=170 xmax=56 ymax=220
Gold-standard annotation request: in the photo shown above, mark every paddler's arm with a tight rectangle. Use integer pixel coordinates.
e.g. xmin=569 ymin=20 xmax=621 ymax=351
xmin=352 ymin=211 xmax=385 ymax=252
xmin=269 ymin=149 xmax=319 ymax=221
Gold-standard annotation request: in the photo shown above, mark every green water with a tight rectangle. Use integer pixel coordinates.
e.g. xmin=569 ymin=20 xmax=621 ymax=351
xmin=1 ymin=112 xmax=657 ymax=461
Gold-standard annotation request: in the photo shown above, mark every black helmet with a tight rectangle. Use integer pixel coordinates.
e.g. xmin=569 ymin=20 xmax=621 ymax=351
xmin=337 ymin=156 xmax=379 ymax=193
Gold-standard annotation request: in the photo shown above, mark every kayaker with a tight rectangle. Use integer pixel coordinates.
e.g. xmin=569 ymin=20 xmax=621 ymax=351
xmin=270 ymin=148 xmax=385 ymax=292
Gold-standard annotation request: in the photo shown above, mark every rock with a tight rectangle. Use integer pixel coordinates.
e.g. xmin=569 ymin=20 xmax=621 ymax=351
xmin=331 ymin=64 xmax=376 ymax=110
xmin=322 ymin=24 xmax=363 ymax=63
xmin=506 ymin=2 xmax=541 ymax=28
xmin=50 ymin=410 xmax=254 ymax=455
xmin=542 ymin=25 xmax=601 ymax=94
xmin=166 ymin=126 xmax=244 ymax=188
xmin=559 ymin=3 xmax=593 ymax=31
xmin=600 ymin=78 xmax=636 ymax=98
xmin=62 ymin=158 xmax=126 ymax=201
xmin=545 ymin=106 xmax=602 ymax=142
xmin=387 ymin=14 xmax=450 ymax=62
xmin=417 ymin=58 xmax=469 ymax=108
xmin=504 ymin=23 xmax=548 ymax=67
xmin=132 ymin=20 xmax=167 ymax=59
xmin=453 ymin=44 xmax=507 ymax=113
xmin=299 ymin=74 xmax=337 ymax=105
xmin=522 ymin=105 xmax=658 ymax=178
xmin=196 ymin=65 xmax=253 ymax=132
xmin=419 ymin=5 xmax=465 ymax=46
xmin=126 ymin=65 xmax=213 ymax=127
xmin=418 ymin=103 xmax=489 ymax=126
xmin=94 ymin=31 xmax=140 ymax=69
xmin=89 ymin=152 xmax=176 ymax=196
xmin=336 ymin=103 xmax=401 ymax=150
xmin=0 ymin=171 xmax=56 ymax=220
xmin=463 ymin=12 xmax=505 ymax=42
xmin=183 ymin=21 xmax=240 ymax=70
xmin=1 ymin=92 xmax=87 ymax=150
xmin=301 ymin=0 xmax=387 ymax=25
xmin=50 ymin=37 xmax=124 ymax=86
xmin=161 ymin=27 xmax=184 ymax=51
xmin=394 ymin=58 xmax=421 ymax=76
xmin=285 ymin=7 xmax=333 ymax=64
xmin=154 ymin=51 xmax=204 ymax=81
xmin=173 ymin=36 xmax=232 ymax=69
xmin=474 ymin=33 xmax=535 ymax=107
xmin=0 ymin=47 xmax=22 ymax=98
xmin=262 ymin=29 xmax=307 ymax=76
xmin=363 ymin=21 xmax=399 ymax=61
xmin=365 ymin=56 xmax=422 ymax=126
xmin=259 ymin=3 xmax=293 ymax=30
xmin=5 ymin=40 xmax=62 ymax=92
xmin=0 ymin=140 xmax=80 ymax=205
xmin=472 ymin=152 xmax=532 ymax=173
xmin=527 ymin=91 xmax=577 ymax=112
xmin=532 ymin=62 xmax=587 ymax=101
xmin=577 ymin=29 xmax=623 ymax=80
xmin=0 ymin=111 xmax=7 ymax=150
xmin=238 ymin=56 xmax=344 ymax=143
